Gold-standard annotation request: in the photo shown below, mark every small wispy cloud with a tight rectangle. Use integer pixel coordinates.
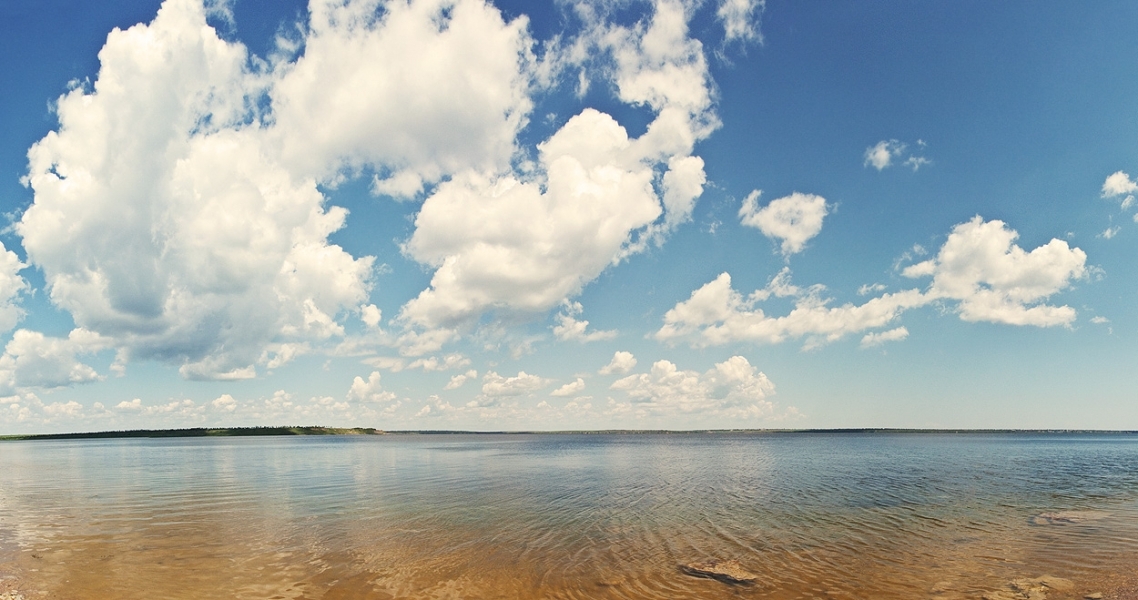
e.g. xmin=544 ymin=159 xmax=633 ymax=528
xmin=865 ymin=139 xmax=930 ymax=171
xmin=858 ymin=283 xmax=886 ymax=296
xmin=1102 ymin=171 xmax=1138 ymax=198
xmin=903 ymin=156 xmax=931 ymax=171
xmin=860 ymin=327 xmax=909 ymax=349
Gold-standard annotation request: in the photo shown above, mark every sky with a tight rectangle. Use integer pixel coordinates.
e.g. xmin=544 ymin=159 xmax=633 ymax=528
xmin=1 ymin=0 xmax=1136 ymax=433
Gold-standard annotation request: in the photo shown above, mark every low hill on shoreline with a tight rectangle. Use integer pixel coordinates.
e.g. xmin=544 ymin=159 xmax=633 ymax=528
xmin=0 ymin=426 xmax=383 ymax=441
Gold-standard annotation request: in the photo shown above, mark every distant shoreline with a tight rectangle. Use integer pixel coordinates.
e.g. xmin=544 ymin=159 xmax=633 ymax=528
xmin=2 ymin=426 xmax=1137 ymax=441
xmin=0 ymin=426 xmax=383 ymax=441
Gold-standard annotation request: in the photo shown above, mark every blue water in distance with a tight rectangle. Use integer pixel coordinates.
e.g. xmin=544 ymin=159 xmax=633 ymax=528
xmin=1 ymin=432 xmax=1136 ymax=599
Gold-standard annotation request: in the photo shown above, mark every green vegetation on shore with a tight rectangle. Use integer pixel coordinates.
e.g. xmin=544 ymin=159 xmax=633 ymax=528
xmin=0 ymin=426 xmax=384 ymax=441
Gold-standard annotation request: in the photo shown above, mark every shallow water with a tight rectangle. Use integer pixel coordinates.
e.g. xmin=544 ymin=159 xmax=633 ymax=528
xmin=1 ymin=433 xmax=1137 ymax=599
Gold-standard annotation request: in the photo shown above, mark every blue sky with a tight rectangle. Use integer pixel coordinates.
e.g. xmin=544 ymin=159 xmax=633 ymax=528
xmin=1 ymin=0 xmax=1136 ymax=433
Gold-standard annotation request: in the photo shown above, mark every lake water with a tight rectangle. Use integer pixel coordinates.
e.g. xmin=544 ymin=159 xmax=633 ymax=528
xmin=1 ymin=433 xmax=1137 ymax=599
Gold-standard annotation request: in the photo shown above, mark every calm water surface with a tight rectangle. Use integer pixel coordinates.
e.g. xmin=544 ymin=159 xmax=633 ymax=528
xmin=1 ymin=433 xmax=1137 ymax=599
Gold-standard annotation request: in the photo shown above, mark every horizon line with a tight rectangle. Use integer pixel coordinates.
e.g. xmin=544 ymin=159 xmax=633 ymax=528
xmin=4 ymin=425 xmax=1138 ymax=441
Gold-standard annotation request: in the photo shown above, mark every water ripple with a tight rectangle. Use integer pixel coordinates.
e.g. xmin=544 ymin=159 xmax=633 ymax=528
xmin=1 ymin=433 xmax=1137 ymax=598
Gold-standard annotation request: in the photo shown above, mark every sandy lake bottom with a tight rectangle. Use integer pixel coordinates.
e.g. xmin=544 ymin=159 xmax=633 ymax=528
xmin=1 ymin=433 xmax=1136 ymax=599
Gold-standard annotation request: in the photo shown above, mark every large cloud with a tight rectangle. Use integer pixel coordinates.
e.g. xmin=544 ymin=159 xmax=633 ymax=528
xmin=657 ymin=217 xmax=1087 ymax=347
xmin=19 ymin=0 xmax=376 ymax=379
xmin=18 ymin=0 xmax=730 ymax=375
xmin=904 ymin=216 xmax=1087 ymax=326
xmin=270 ymin=0 xmax=539 ymax=192
xmin=399 ymin=109 xmax=664 ymax=333
xmin=0 ymin=329 xmax=108 ymax=395
xmin=395 ymin=0 xmax=717 ymax=352
xmin=655 ymin=270 xmax=926 ymax=348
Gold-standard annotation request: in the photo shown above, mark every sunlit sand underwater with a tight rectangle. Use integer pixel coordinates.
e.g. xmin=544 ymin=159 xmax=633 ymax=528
xmin=1 ymin=433 xmax=1137 ymax=599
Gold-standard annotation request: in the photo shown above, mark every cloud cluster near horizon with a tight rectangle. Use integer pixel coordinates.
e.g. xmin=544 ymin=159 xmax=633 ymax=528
xmin=657 ymin=217 xmax=1087 ymax=349
xmin=0 ymin=0 xmax=1112 ymax=433
xmin=11 ymin=0 xmax=758 ymax=391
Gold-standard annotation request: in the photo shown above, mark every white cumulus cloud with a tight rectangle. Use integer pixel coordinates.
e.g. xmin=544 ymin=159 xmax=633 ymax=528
xmin=655 ymin=271 xmax=925 ymax=349
xmin=739 ymin=190 xmax=829 ymax=255
xmin=347 ymin=371 xmax=396 ymax=403
xmin=860 ymin=326 xmax=909 ymax=349
xmin=610 ymin=355 xmax=776 ymax=418
xmin=19 ymin=0 xmax=374 ymax=380
xmin=903 ymin=216 xmax=1087 ymax=326
xmin=444 ymin=369 xmax=478 ymax=390
xmin=657 ymin=217 xmax=1087 ymax=348
xmin=864 ymin=140 xmax=906 ymax=170
xmin=550 ymin=378 xmax=586 ymax=397
xmin=1102 ymin=171 xmax=1138 ymax=197
xmin=117 ymin=398 xmax=142 ymax=411
xmin=270 ymin=0 xmax=539 ymax=191
xmin=552 ymin=301 xmax=617 ymax=342
xmin=360 ymin=304 xmax=383 ymax=328
xmin=599 ymin=351 xmax=638 ymax=375
xmin=0 ymin=243 xmax=28 ymax=333
xmin=0 ymin=329 xmax=108 ymax=395
xmin=717 ymin=0 xmax=764 ymax=44
xmin=394 ymin=0 xmax=719 ymax=353
xmin=397 ymin=108 xmax=669 ymax=343
xmin=212 ymin=394 xmax=237 ymax=412
xmin=18 ymin=0 xmax=731 ymax=368
xmin=481 ymin=371 xmax=550 ymax=397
